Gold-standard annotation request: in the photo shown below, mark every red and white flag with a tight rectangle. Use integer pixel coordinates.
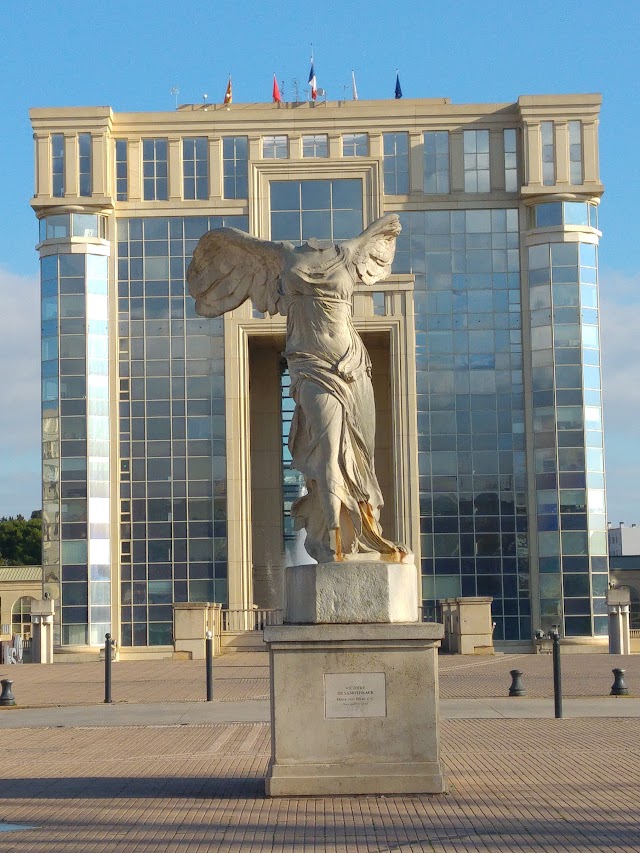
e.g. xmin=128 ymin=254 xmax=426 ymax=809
xmin=272 ymin=74 xmax=282 ymax=103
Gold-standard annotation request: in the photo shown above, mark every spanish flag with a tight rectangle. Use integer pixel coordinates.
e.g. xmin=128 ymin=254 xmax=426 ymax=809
xmin=223 ymin=77 xmax=232 ymax=105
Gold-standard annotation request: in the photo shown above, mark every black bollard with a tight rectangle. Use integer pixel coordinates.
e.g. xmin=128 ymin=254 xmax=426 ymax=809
xmin=104 ymin=633 xmax=113 ymax=704
xmin=550 ymin=629 xmax=563 ymax=718
xmin=0 ymin=678 xmax=16 ymax=707
xmin=205 ymin=630 xmax=214 ymax=702
xmin=509 ymin=669 xmax=526 ymax=696
xmin=611 ymin=668 xmax=629 ymax=696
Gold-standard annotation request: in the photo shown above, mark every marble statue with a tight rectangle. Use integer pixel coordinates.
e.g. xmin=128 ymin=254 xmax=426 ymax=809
xmin=187 ymin=214 xmax=407 ymax=564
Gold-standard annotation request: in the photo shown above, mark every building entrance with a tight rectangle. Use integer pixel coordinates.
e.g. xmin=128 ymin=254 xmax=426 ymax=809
xmin=247 ymin=332 xmax=396 ymax=610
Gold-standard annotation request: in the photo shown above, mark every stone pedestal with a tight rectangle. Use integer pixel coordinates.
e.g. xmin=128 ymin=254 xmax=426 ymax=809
xmin=440 ymin=596 xmax=494 ymax=654
xmin=285 ymin=560 xmax=419 ymax=624
xmin=263 ymin=620 xmax=446 ymax=796
xmin=173 ymin=602 xmax=221 ymax=659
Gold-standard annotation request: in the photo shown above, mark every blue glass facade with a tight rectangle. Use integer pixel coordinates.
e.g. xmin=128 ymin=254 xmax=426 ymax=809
xmin=527 ymin=206 xmax=607 ymax=636
xmin=40 ymin=216 xmax=111 ymax=645
xmin=393 ymin=209 xmax=529 ymax=640
xmin=116 ymin=214 xmax=247 ymax=645
xmin=32 ymin=95 xmax=605 ymax=649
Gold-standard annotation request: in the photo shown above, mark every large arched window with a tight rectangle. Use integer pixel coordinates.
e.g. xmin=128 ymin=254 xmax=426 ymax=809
xmin=11 ymin=597 xmax=34 ymax=637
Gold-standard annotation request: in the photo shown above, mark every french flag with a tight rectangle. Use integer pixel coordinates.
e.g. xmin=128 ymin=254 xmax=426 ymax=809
xmin=308 ymin=58 xmax=317 ymax=101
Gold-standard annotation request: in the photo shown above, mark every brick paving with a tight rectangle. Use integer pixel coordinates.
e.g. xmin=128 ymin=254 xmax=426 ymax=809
xmin=3 ymin=649 xmax=639 ymax=708
xmin=1 ymin=651 xmax=640 ymax=851
xmin=438 ymin=651 xmax=640 ymax=699
xmin=0 ymin=651 xmax=270 ymax=707
xmin=0 ymin=718 xmax=639 ymax=851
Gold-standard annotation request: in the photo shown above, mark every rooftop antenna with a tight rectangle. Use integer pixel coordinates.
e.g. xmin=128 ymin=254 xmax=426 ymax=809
xmin=170 ymin=86 xmax=180 ymax=110
xmin=202 ymin=93 xmax=208 ymax=111
xmin=293 ymin=79 xmax=299 ymax=103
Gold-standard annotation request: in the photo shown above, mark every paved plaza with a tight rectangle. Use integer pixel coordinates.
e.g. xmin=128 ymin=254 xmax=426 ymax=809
xmin=1 ymin=651 xmax=639 ymax=851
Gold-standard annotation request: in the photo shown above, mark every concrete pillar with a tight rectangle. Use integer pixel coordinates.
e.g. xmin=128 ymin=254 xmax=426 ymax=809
xmin=608 ymin=604 xmax=631 ymax=655
xmin=607 ymin=588 xmax=631 ymax=655
xmin=30 ymin=599 xmax=55 ymax=664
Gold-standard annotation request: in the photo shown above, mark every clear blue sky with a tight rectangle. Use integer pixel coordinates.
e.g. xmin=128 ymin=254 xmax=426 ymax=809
xmin=0 ymin=0 xmax=638 ymax=523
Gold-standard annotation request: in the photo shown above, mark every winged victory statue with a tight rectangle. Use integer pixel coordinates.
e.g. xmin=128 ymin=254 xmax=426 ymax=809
xmin=187 ymin=214 xmax=408 ymax=565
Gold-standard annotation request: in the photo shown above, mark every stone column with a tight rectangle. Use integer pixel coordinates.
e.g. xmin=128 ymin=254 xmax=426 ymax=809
xmin=30 ymin=599 xmax=55 ymax=664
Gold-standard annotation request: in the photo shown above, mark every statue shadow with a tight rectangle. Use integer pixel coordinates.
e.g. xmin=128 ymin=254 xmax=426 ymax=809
xmin=0 ymin=775 xmax=265 ymax=800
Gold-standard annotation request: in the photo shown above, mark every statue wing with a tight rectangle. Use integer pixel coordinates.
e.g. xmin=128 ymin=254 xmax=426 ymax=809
xmin=344 ymin=213 xmax=402 ymax=285
xmin=187 ymin=227 xmax=287 ymax=317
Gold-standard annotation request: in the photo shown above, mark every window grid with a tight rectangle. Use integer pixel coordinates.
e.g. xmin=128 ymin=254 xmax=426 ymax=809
xmin=182 ymin=137 xmax=209 ymax=200
xmin=142 ymin=138 xmax=168 ymax=201
xmin=280 ymin=368 xmax=309 ymax=564
xmin=115 ymin=140 xmax=128 ymax=202
xmin=393 ymin=208 xmax=529 ymax=642
xmin=383 ymin=132 xmax=409 ymax=195
xmin=269 ymin=179 xmax=363 ymax=244
xmin=533 ymin=201 xmax=598 ymax=230
xmin=541 ymin=122 xmax=555 ymax=186
xmin=302 ymin=134 xmax=328 ymax=158
xmin=12 ymin=597 xmax=33 ymax=636
xmin=528 ymin=239 xmax=606 ymax=638
xmin=116 ymin=214 xmax=248 ymax=646
xmin=52 ymin=133 xmax=65 ymax=198
xmin=423 ymin=131 xmax=450 ymax=194
xmin=222 ymin=136 xmax=248 ymax=199
xmin=342 ymin=133 xmax=368 ymax=156
xmin=463 ymin=130 xmax=490 ymax=193
xmin=262 ymin=135 xmax=288 ymax=159
xmin=568 ymin=121 xmax=583 ymax=186
xmin=78 ymin=133 xmax=92 ymax=197
xmin=503 ymin=129 xmax=518 ymax=192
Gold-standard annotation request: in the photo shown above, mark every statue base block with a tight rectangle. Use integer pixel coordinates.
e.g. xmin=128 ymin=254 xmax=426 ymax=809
xmin=263 ymin=623 xmax=447 ymax=796
xmin=285 ymin=560 xmax=419 ymax=623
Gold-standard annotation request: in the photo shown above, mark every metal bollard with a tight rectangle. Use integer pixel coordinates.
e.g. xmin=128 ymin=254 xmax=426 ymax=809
xmin=550 ymin=629 xmax=563 ymax=718
xmin=104 ymin=633 xmax=113 ymax=704
xmin=206 ymin=630 xmax=214 ymax=702
xmin=0 ymin=678 xmax=16 ymax=707
xmin=611 ymin=668 xmax=629 ymax=696
xmin=509 ymin=669 xmax=526 ymax=696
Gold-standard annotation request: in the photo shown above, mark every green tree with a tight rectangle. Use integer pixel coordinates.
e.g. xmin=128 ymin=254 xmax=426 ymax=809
xmin=0 ymin=512 xmax=43 ymax=565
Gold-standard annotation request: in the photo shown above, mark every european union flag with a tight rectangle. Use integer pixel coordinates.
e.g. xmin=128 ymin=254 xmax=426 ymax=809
xmin=395 ymin=73 xmax=403 ymax=100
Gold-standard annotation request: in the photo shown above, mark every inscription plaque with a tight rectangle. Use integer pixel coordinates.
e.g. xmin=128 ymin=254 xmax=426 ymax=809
xmin=324 ymin=672 xmax=387 ymax=719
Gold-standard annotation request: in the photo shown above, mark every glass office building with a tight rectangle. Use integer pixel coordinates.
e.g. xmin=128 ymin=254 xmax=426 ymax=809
xmin=30 ymin=93 xmax=606 ymax=653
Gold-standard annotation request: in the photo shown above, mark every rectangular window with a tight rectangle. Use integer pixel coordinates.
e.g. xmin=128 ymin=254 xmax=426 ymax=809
xmin=503 ymin=129 xmax=518 ymax=192
xmin=263 ymin=135 xmax=288 ymax=159
xmin=115 ymin=140 xmax=128 ymax=201
xmin=302 ymin=134 xmax=328 ymax=158
xmin=342 ymin=133 xmax=368 ymax=156
xmin=78 ymin=133 xmax=92 ymax=197
xmin=222 ymin=136 xmax=248 ymax=199
xmin=270 ymin=178 xmax=363 ymax=244
xmin=383 ymin=132 xmax=409 ymax=194
xmin=142 ymin=138 xmax=168 ymax=201
xmin=182 ymin=137 xmax=209 ymax=200
xmin=568 ymin=121 xmax=583 ymax=186
xmin=541 ymin=121 xmax=555 ymax=186
xmin=52 ymin=133 xmax=65 ymax=198
xmin=423 ymin=131 xmax=449 ymax=194
xmin=463 ymin=130 xmax=490 ymax=192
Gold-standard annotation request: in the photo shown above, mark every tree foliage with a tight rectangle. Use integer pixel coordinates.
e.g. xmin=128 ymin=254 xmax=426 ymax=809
xmin=0 ymin=511 xmax=42 ymax=566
